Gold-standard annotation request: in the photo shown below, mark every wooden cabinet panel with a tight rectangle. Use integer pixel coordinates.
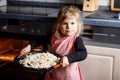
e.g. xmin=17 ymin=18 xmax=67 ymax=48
xmin=79 ymin=45 xmax=120 ymax=80
xmin=80 ymin=54 xmax=113 ymax=80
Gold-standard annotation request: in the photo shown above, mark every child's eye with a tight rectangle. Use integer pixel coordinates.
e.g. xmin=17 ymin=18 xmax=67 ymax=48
xmin=63 ymin=22 xmax=67 ymax=25
xmin=71 ymin=22 xmax=75 ymax=25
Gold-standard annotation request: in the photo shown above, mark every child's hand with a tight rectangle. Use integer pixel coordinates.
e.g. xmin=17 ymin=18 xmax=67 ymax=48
xmin=61 ymin=56 xmax=69 ymax=67
xmin=20 ymin=44 xmax=31 ymax=54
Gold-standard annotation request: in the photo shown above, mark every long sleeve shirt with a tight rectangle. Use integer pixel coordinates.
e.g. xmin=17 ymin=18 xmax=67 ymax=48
xmin=29 ymin=34 xmax=87 ymax=63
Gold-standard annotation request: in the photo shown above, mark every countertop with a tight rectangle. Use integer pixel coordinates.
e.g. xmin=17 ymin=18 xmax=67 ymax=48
xmin=83 ymin=10 xmax=120 ymax=27
xmin=0 ymin=5 xmax=120 ymax=27
xmin=83 ymin=38 xmax=120 ymax=49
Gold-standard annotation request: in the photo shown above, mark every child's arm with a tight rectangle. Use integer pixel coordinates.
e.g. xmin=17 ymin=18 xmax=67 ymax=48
xmin=20 ymin=33 xmax=52 ymax=53
xmin=66 ymin=36 xmax=87 ymax=63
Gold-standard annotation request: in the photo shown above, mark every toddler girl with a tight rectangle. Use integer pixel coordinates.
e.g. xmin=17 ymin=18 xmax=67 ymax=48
xmin=20 ymin=5 xmax=87 ymax=80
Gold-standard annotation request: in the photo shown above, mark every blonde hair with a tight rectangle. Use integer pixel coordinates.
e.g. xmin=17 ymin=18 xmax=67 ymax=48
xmin=53 ymin=5 xmax=83 ymax=37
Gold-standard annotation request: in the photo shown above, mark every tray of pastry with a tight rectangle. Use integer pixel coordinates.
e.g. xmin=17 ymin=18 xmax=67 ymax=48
xmin=14 ymin=51 xmax=61 ymax=73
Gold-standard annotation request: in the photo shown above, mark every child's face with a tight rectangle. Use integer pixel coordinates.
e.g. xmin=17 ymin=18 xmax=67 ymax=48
xmin=60 ymin=16 xmax=78 ymax=36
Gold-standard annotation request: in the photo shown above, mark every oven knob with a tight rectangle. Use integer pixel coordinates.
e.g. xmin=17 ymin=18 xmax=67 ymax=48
xmin=37 ymin=29 xmax=40 ymax=33
xmin=1 ymin=25 xmax=7 ymax=31
xmin=20 ymin=28 xmax=26 ymax=32
xmin=30 ymin=29 xmax=34 ymax=33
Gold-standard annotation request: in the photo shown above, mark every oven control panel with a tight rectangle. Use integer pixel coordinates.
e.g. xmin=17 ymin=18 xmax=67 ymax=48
xmin=0 ymin=19 xmax=54 ymax=36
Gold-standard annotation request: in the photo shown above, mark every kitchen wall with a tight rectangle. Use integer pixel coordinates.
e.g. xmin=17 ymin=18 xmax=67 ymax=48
xmin=7 ymin=0 xmax=82 ymax=4
xmin=98 ymin=0 xmax=110 ymax=6
xmin=7 ymin=0 xmax=83 ymax=16
xmin=6 ymin=0 xmax=111 ymax=15
xmin=7 ymin=0 xmax=110 ymax=5
xmin=0 ymin=0 xmax=7 ymax=6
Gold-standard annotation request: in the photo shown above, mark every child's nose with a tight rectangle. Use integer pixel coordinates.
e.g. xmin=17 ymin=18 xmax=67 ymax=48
xmin=67 ymin=24 xmax=71 ymax=28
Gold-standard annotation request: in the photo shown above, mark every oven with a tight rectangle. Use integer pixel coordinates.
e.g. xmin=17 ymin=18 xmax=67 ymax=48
xmin=0 ymin=2 xmax=58 ymax=80
xmin=0 ymin=1 xmax=58 ymax=66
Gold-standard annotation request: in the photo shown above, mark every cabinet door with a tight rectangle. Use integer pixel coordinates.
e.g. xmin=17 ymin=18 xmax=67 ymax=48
xmin=79 ymin=45 xmax=120 ymax=80
xmin=80 ymin=54 xmax=113 ymax=80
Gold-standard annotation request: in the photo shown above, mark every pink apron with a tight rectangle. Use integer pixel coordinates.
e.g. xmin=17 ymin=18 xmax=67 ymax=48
xmin=44 ymin=34 xmax=82 ymax=80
